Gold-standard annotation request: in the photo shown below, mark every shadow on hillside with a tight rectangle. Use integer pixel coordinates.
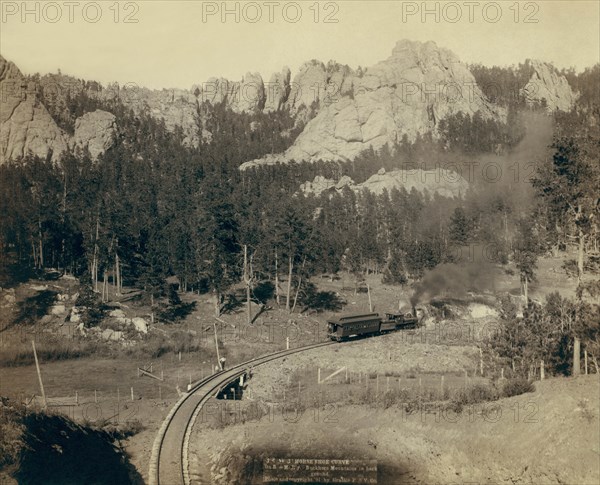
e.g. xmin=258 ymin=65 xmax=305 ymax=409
xmin=7 ymin=290 xmax=58 ymax=328
xmin=14 ymin=412 xmax=143 ymax=485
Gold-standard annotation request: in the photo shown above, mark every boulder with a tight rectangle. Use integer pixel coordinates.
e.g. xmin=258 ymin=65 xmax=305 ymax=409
xmin=69 ymin=307 xmax=81 ymax=323
xmin=29 ymin=285 xmax=48 ymax=291
xmin=50 ymin=305 xmax=66 ymax=315
xmin=109 ymin=309 xmax=126 ymax=319
xmin=101 ymin=328 xmax=123 ymax=341
xmin=131 ymin=317 xmax=148 ymax=333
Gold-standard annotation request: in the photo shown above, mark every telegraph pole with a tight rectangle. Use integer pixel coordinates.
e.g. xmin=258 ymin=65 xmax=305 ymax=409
xmin=32 ymin=340 xmax=47 ymax=409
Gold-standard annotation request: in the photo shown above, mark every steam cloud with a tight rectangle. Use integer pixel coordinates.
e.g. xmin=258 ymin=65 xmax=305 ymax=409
xmin=410 ymin=261 xmax=496 ymax=307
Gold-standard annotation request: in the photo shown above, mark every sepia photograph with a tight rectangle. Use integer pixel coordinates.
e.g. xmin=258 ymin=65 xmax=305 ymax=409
xmin=0 ymin=1 xmax=599 ymax=484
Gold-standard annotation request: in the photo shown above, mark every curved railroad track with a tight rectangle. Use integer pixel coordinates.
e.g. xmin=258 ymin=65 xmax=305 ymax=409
xmin=148 ymin=340 xmax=336 ymax=485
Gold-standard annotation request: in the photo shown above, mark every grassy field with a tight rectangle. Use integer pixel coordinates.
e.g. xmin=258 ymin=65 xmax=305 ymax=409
xmin=0 ymin=250 xmax=596 ymax=483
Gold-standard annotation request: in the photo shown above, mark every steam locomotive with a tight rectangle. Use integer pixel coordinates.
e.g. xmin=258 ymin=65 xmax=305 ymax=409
xmin=327 ymin=308 xmax=420 ymax=342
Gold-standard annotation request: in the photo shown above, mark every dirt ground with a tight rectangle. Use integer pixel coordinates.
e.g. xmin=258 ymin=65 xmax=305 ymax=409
xmin=189 ymin=375 xmax=600 ymax=485
xmin=242 ymin=332 xmax=482 ymax=404
xmin=1 ymin=252 xmax=597 ymax=483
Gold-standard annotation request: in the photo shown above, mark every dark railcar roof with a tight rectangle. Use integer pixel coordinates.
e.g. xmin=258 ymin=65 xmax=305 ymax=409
xmin=327 ymin=313 xmax=381 ymax=325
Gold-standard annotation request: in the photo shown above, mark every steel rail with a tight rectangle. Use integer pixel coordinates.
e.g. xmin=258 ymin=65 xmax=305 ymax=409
xmin=149 ymin=340 xmax=336 ymax=485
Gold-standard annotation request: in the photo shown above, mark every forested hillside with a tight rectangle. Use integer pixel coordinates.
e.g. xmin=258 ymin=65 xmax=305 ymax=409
xmin=0 ymin=58 xmax=598 ymax=377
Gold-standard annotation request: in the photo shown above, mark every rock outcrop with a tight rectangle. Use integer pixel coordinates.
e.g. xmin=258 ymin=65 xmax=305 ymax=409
xmin=0 ymin=43 xmax=579 ymax=166
xmin=116 ymin=86 xmax=201 ymax=147
xmin=300 ymin=167 xmax=468 ymax=199
xmin=0 ymin=56 xmax=69 ymax=164
xmin=71 ymin=110 xmax=117 ymax=159
xmin=359 ymin=167 xmax=468 ymax=198
xmin=521 ymin=59 xmax=578 ymax=112
xmin=264 ymin=67 xmax=291 ymax=112
xmin=241 ymin=40 xmax=502 ymax=169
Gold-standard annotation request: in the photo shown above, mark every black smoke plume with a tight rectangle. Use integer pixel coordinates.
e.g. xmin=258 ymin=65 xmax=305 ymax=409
xmin=410 ymin=261 xmax=496 ymax=307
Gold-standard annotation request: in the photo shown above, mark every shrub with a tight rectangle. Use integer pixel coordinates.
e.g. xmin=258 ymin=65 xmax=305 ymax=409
xmin=450 ymin=383 xmax=498 ymax=412
xmin=562 ymin=259 xmax=578 ymax=277
xmin=75 ymin=287 xmax=107 ymax=328
xmin=500 ymin=378 xmax=535 ymax=398
xmin=299 ymin=282 xmax=345 ymax=312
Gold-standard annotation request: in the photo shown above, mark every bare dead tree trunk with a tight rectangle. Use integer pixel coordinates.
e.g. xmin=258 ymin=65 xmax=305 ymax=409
xmin=115 ymin=252 xmax=121 ymax=295
xmin=286 ymin=255 xmax=294 ymax=312
xmin=38 ymin=220 xmax=44 ymax=268
xmin=102 ymin=271 xmax=108 ymax=303
xmin=93 ymin=216 xmax=100 ymax=292
xmin=275 ymin=250 xmax=280 ymax=306
xmin=244 ymin=245 xmax=252 ymax=324
xmin=573 ymin=337 xmax=581 ymax=376
xmin=150 ymin=293 xmax=155 ymax=323
xmin=214 ymin=291 xmax=221 ymax=318
xmin=31 ymin=240 xmax=37 ymax=269
xmin=577 ymin=226 xmax=585 ymax=284
xmin=291 ymin=256 xmax=306 ymax=314
xmin=115 ymin=236 xmax=121 ymax=296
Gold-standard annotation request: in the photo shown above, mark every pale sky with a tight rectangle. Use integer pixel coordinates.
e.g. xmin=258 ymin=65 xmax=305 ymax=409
xmin=1 ymin=1 xmax=599 ymax=90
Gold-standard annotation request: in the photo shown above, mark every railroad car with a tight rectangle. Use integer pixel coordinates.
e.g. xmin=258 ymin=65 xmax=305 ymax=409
xmin=327 ymin=309 xmax=420 ymax=341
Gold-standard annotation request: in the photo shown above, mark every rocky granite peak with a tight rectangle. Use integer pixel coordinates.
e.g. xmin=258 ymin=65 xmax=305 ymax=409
xmin=0 ymin=55 xmax=69 ymax=164
xmin=240 ymin=40 xmax=502 ymax=170
xmin=521 ymin=59 xmax=578 ymax=112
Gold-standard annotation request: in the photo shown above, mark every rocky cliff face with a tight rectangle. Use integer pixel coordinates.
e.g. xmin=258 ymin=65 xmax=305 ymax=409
xmin=300 ymin=167 xmax=468 ymax=199
xmin=521 ymin=59 xmax=578 ymax=112
xmin=241 ymin=40 xmax=503 ymax=169
xmin=0 ymin=57 xmax=120 ymax=164
xmin=264 ymin=67 xmax=291 ymax=112
xmin=0 ymin=41 xmax=580 ymax=165
xmin=120 ymin=86 xmax=202 ymax=147
xmin=0 ymin=56 xmax=69 ymax=164
xmin=71 ymin=110 xmax=117 ymax=159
